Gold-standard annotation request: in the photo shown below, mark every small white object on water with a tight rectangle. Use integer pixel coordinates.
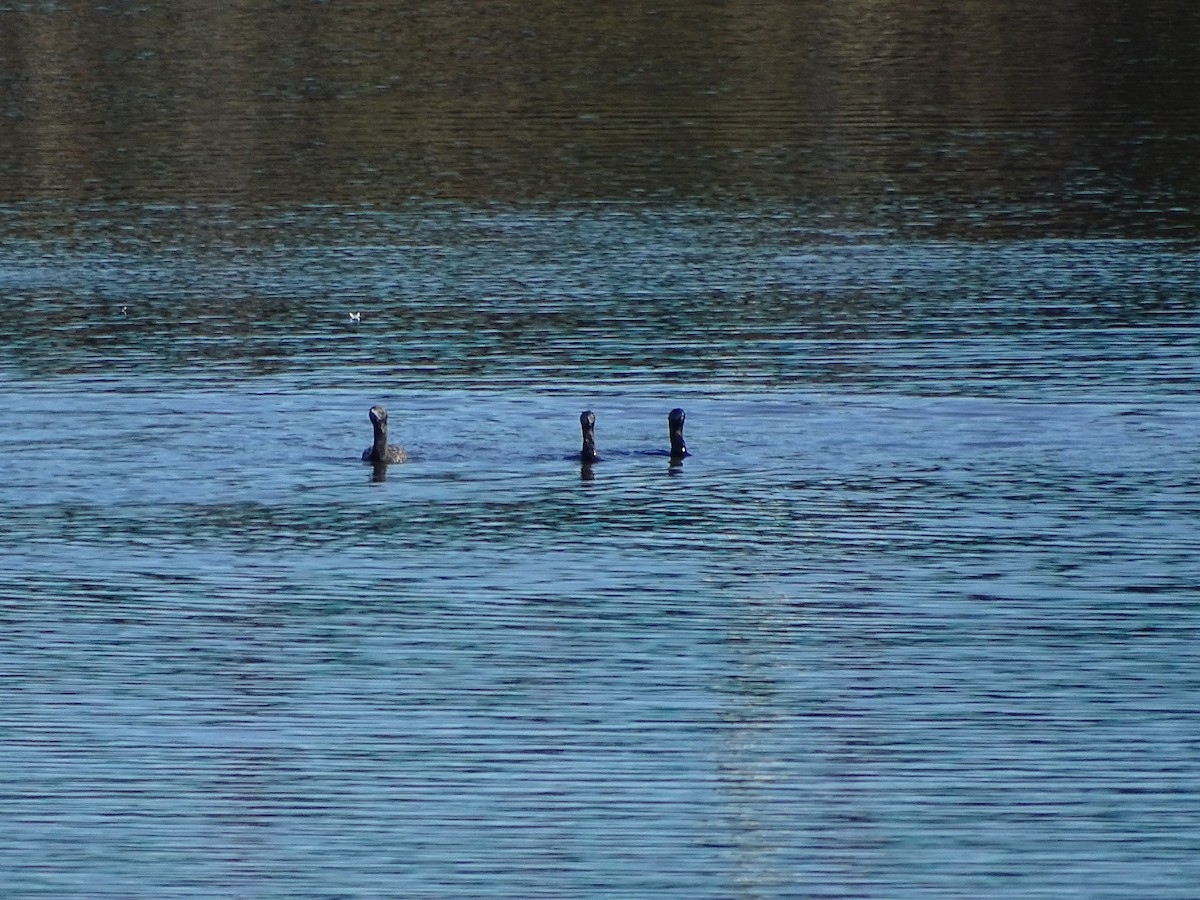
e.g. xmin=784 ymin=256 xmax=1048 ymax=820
xmin=349 ymin=311 xmax=361 ymax=322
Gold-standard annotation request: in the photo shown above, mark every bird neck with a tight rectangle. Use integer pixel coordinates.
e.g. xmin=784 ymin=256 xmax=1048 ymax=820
xmin=372 ymin=426 xmax=389 ymax=456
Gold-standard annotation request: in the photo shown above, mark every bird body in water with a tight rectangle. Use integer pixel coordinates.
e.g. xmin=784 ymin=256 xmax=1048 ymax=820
xmin=668 ymin=407 xmax=688 ymax=459
xmin=579 ymin=410 xmax=599 ymax=463
xmin=362 ymin=405 xmax=407 ymax=464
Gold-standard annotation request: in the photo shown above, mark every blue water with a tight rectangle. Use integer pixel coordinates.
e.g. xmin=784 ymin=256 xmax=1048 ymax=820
xmin=2 ymin=205 xmax=1199 ymax=896
xmin=5 ymin=0 xmax=1200 ymax=893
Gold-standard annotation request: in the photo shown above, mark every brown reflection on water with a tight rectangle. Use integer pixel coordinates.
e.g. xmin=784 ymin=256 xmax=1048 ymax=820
xmin=2 ymin=2 xmax=1199 ymax=232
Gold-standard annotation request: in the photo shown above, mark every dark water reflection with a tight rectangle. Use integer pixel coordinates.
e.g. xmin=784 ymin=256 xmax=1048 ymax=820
xmin=3 ymin=1 xmax=1200 ymax=234
xmin=2 ymin=205 xmax=1197 ymax=398
xmin=3 ymin=2 xmax=1200 ymax=897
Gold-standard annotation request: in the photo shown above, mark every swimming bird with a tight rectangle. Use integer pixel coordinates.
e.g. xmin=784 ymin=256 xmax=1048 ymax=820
xmin=349 ymin=311 xmax=361 ymax=322
xmin=579 ymin=410 xmax=599 ymax=463
xmin=362 ymin=405 xmax=407 ymax=464
xmin=668 ymin=407 xmax=688 ymax=459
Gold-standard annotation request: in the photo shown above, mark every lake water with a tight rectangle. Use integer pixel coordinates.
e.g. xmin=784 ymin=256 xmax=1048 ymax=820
xmin=2 ymin=3 xmax=1200 ymax=898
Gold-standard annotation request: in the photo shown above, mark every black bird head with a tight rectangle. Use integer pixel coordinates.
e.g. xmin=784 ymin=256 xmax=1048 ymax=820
xmin=369 ymin=405 xmax=388 ymax=432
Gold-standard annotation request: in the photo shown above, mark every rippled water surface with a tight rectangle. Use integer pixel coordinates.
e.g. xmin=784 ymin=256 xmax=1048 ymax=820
xmin=3 ymin=207 xmax=1198 ymax=898
xmin=3 ymin=2 xmax=1200 ymax=897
